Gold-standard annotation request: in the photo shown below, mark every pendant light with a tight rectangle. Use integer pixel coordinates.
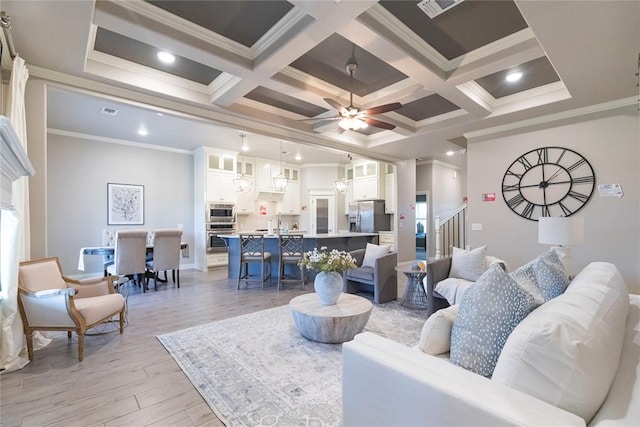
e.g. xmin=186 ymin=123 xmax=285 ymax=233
xmin=273 ymin=140 xmax=288 ymax=192
xmin=233 ymin=134 xmax=253 ymax=193
xmin=334 ymin=177 xmax=348 ymax=194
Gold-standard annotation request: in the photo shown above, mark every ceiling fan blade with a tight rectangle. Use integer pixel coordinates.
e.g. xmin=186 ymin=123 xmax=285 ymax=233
xmin=364 ymin=117 xmax=396 ymax=130
xmin=297 ymin=116 xmax=340 ymax=122
xmin=364 ymin=102 xmax=402 ymax=116
xmin=324 ymin=98 xmax=348 ymax=114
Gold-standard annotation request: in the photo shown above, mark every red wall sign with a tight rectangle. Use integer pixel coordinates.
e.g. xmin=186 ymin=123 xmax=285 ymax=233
xmin=482 ymin=193 xmax=496 ymax=202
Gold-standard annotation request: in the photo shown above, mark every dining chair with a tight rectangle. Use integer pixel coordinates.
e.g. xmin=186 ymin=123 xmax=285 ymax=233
xmin=17 ymin=257 xmax=125 ymax=362
xmin=146 ymin=228 xmax=183 ymax=290
xmin=237 ymin=233 xmax=272 ymax=289
xmin=106 ymin=230 xmax=149 ymax=292
xmin=278 ymin=234 xmax=305 ymax=290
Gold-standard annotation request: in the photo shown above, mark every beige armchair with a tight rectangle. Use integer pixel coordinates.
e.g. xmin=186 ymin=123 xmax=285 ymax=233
xmin=17 ymin=257 xmax=125 ymax=362
xmin=343 ymin=248 xmax=397 ymax=304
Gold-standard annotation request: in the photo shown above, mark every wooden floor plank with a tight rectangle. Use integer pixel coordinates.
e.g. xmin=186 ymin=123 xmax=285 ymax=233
xmin=0 ymin=268 xmax=312 ymax=425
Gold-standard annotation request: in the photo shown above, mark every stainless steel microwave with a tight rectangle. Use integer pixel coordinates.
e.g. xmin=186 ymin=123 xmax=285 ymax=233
xmin=207 ymin=202 xmax=235 ymax=223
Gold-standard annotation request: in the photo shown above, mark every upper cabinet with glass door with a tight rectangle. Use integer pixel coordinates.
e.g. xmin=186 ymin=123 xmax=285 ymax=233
xmin=208 ymin=152 xmax=236 ymax=173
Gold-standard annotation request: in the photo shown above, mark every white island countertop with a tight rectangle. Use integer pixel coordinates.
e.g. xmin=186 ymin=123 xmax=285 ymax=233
xmin=220 ymin=232 xmax=379 ymax=238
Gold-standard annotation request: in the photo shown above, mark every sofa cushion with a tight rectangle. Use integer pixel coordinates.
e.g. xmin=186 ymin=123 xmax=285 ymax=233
xmin=492 ymin=262 xmax=629 ymax=423
xmin=419 ymin=305 xmax=459 ymax=355
xmin=534 ymin=249 xmax=570 ymax=301
xmin=434 ymin=277 xmax=473 ymax=305
xmin=361 ymin=243 xmax=391 ymax=268
xmin=449 ymin=246 xmax=487 ymax=281
xmin=450 ymin=263 xmax=537 ymax=378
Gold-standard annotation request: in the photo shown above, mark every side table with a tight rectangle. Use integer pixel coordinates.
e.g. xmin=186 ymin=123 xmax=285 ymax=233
xmin=395 ymin=261 xmax=428 ymax=309
xmin=289 ymin=293 xmax=372 ymax=343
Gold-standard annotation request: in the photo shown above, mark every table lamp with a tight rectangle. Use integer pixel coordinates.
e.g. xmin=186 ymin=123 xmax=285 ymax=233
xmin=538 ymin=216 xmax=584 ymax=277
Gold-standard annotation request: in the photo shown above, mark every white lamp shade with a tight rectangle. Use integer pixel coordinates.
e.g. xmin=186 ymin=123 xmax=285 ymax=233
xmin=538 ymin=216 xmax=584 ymax=246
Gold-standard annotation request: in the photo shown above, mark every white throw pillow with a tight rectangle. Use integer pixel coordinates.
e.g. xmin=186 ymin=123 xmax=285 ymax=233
xmin=419 ymin=305 xmax=459 ymax=355
xmin=434 ymin=278 xmax=473 ymax=305
xmin=361 ymin=243 xmax=391 ymax=268
xmin=493 ymin=262 xmax=629 ymax=423
xmin=448 ymin=246 xmax=487 ymax=281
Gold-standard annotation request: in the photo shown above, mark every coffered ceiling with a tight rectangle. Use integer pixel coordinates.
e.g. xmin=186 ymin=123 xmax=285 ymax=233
xmin=2 ymin=0 xmax=638 ymax=164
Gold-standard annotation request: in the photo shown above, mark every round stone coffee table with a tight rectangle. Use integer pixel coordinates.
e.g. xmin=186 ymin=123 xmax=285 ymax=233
xmin=289 ymin=293 xmax=372 ymax=344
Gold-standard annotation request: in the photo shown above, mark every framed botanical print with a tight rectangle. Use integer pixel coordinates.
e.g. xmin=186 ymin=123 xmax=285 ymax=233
xmin=107 ymin=183 xmax=144 ymax=225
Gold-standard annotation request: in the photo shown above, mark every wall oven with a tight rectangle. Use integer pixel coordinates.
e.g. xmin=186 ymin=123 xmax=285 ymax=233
xmin=206 ymin=223 xmax=235 ymax=253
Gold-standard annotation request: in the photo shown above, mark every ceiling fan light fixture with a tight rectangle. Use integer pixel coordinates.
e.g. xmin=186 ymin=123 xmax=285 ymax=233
xmin=339 ymin=117 xmax=367 ymax=131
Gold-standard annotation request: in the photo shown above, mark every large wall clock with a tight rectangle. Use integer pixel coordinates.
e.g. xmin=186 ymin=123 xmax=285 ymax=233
xmin=501 ymin=146 xmax=596 ymax=221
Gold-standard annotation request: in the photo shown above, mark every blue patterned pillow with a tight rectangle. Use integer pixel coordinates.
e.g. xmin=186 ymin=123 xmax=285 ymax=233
xmin=533 ymin=249 xmax=570 ymax=301
xmin=510 ymin=262 xmax=545 ymax=306
xmin=450 ymin=263 xmax=537 ymax=377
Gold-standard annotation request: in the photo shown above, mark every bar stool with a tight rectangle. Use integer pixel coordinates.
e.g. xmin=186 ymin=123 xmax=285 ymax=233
xmin=278 ymin=234 xmax=305 ymax=290
xmin=237 ymin=233 xmax=272 ymax=289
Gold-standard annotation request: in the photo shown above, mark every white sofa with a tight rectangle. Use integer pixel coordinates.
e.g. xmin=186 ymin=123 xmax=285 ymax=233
xmin=343 ymin=262 xmax=639 ymax=426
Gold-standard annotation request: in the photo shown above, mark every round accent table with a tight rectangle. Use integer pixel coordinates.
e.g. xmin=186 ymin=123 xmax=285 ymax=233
xmin=395 ymin=261 xmax=429 ymax=310
xmin=289 ymin=293 xmax=372 ymax=344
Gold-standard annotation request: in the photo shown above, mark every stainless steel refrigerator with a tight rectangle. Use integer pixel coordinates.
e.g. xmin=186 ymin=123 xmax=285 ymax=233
xmin=348 ymin=200 xmax=390 ymax=233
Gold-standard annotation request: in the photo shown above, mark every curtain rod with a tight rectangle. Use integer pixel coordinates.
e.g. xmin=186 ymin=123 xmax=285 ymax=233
xmin=0 ymin=11 xmax=16 ymax=60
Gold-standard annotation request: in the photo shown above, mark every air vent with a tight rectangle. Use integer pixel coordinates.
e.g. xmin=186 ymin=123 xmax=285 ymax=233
xmin=101 ymin=107 xmax=118 ymax=116
xmin=417 ymin=0 xmax=465 ymax=19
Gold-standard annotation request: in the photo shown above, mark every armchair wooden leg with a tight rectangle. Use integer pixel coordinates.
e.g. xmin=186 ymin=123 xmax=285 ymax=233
xmin=78 ymin=333 xmax=85 ymax=362
xmin=25 ymin=331 xmax=34 ymax=361
xmin=119 ymin=310 xmax=125 ymax=334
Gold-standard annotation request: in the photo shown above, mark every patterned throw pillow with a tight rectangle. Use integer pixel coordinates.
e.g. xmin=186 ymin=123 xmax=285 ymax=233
xmin=533 ymin=249 xmax=570 ymax=301
xmin=510 ymin=262 xmax=545 ymax=307
xmin=448 ymin=246 xmax=487 ymax=281
xmin=450 ymin=263 xmax=537 ymax=378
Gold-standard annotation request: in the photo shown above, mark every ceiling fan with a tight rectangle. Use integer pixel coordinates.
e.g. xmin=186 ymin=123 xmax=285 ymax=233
xmin=304 ymin=55 xmax=402 ymax=132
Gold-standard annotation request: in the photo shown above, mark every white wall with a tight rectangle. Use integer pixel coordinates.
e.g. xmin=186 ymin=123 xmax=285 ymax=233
xmin=47 ymin=134 xmax=194 ymax=274
xmin=467 ymin=105 xmax=640 ymax=292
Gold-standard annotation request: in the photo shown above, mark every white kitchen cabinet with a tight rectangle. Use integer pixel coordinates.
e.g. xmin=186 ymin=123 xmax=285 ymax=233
xmin=236 ymin=179 xmax=256 ymax=214
xmin=279 ymin=181 xmax=300 ymax=215
xmin=385 ymin=172 xmax=396 ymax=214
xmin=236 ymin=158 xmax=254 ymax=177
xmin=208 ymin=153 xmax=235 ymax=172
xmin=206 ymin=170 xmax=237 ymax=203
xmin=352 ymin=160 xmax=385 ymax=200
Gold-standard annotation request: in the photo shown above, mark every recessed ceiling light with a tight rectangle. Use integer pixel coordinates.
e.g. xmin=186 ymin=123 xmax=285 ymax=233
xmin=156 ymin=112 xmax=163 ymax=116
xmin=505 ymin=71 xmax=523 ymax=82
xmin=295 ymin=153 xmax=302 ymax=161
xmin=138 ymin=128 xmax=148 ymax=136
xmin=446 ymin=151 xmax=454 ymax=156
xmin=156 ymin=51 xmax=176 ymax=64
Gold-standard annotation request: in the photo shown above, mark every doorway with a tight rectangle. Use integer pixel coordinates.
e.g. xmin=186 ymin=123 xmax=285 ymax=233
xmin=309 ymin=192 xmax=336 ymax=235
xmin=416 ymin=192 xmax=428 ymax=259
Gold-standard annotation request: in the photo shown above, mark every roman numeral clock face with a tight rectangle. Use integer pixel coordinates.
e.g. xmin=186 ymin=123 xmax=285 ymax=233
xmin=502 ymin=147 xmax=595 ymax=221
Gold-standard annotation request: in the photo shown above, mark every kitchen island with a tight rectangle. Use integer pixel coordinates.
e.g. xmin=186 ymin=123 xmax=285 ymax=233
xmin=220 ymin=232 xmax=379 ymax=284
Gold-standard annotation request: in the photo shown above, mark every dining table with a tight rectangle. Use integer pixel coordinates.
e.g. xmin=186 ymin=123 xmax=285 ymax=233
xmin=77 ymin=243 xmax=189 ymax=272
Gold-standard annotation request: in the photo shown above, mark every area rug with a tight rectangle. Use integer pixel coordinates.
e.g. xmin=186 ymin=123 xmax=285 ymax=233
xmin=157 ymin=299 xmax=426 ymax=426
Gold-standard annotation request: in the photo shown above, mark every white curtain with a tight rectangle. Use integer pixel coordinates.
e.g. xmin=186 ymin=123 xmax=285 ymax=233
xmin=0 ymin=55 xmax=49 ymax=373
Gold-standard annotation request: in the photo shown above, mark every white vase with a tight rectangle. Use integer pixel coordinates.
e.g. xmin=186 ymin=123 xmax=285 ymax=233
xmin=314 ymin=271 xmax=343 ymax=305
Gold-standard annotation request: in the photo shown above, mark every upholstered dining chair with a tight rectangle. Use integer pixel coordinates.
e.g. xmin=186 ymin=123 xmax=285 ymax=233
xmin=106 ymin=230 xmax=149 ymax=292
xmin=237 ymin=233 xmax=272 ymax=289
xmin=278 ymin=234 xmax=305 ymax=290
xmin=146 ymin=228 xmax=183 ymax=290
xmin=17 ymin=257 xmax=125 ymax=362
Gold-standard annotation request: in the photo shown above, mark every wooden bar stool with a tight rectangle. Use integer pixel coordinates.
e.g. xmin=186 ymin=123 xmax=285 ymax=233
xmin=278 ymin=234 xmax=305 ymax=290
xmin=237 ymin=233 xmax=272 ymax=289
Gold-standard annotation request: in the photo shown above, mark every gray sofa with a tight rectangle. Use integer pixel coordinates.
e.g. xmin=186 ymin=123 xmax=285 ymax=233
xmin=343 ymin=249 xmax=397 ymax=304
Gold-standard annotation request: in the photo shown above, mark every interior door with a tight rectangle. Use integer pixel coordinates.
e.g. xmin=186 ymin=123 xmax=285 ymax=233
xmin=310 ymin=193 xmax=335 ymax=235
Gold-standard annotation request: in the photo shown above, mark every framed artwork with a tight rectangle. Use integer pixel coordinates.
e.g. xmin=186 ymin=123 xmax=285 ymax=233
xmin=107 ymin=183 xmax=144 ymax=225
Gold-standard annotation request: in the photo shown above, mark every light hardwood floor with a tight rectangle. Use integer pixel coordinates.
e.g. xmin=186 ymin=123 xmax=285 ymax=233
xmin=1 ymin=268 xmax=313 ymax=426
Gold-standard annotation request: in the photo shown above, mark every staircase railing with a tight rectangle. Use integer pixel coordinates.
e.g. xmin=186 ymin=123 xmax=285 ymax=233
xmin=434 ymin=203 xmax=467 ymax=259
